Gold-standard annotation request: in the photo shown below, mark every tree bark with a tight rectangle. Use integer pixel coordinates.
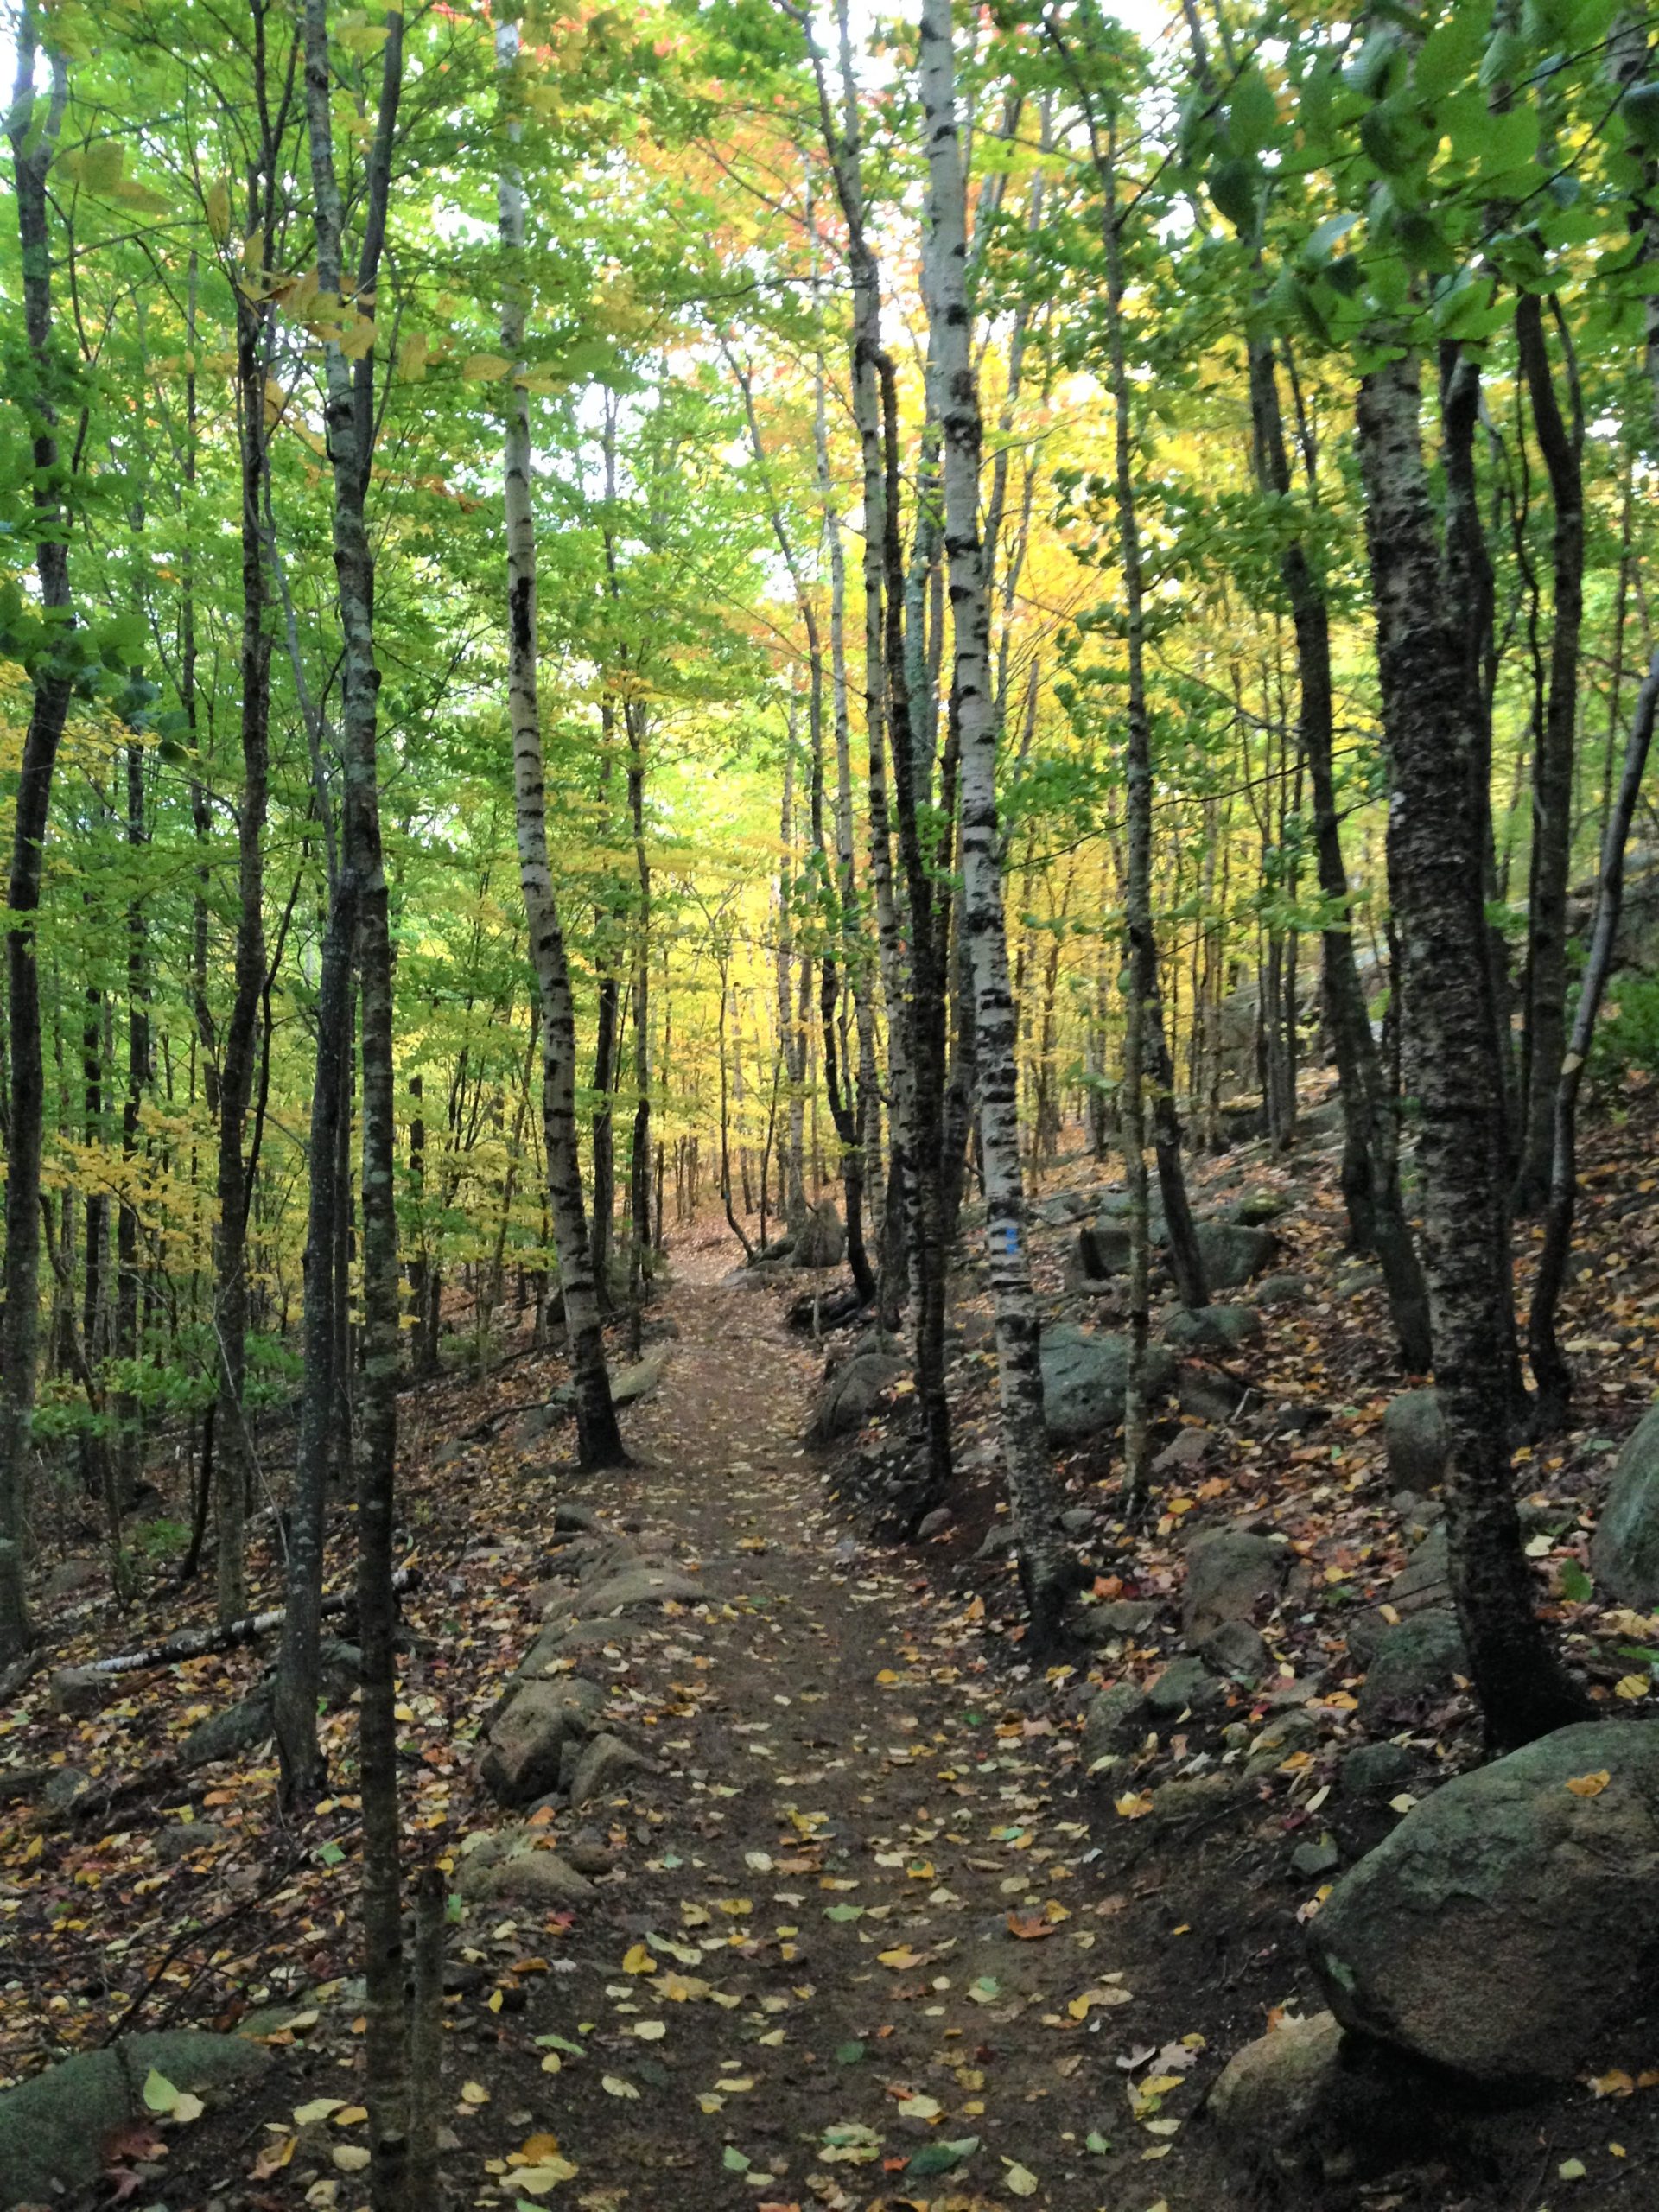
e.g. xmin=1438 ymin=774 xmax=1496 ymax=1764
xmin=1512 ymin=294 xmax=1585 ymax=1212
xmin=1248 ymin=338 xmax=1431 ymax=1369
xmin=918 ymin=0 xmax=1070 ymax=1635
xmin=1356 ymin=351 xmax=1583 ymax=1750
xmin=302 ymin=4 xmax=411 ymax=2202
xmin=0 ymin=18 xmax=73 ymax=1662
xmin=498 ymin=23 xmax=624 ymax=1471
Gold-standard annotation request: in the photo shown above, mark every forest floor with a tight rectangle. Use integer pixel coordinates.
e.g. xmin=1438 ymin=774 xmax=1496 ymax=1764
xmin=10 ymin=1086 xmax=1659 ymax=2211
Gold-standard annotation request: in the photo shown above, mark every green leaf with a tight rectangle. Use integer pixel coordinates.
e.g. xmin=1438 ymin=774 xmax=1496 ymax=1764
xmin=1559 ymin=1560 xmax=1592 ymax=1605
xmin=1474 ymin=105 xmax=1541 ymax=179
xmin=834 ymin=2039 xmax=867 ymax=2065
xmin=1415 ymin=3 xmax=1492 ymax=100
xmin=1208 ymin=155 xmax=1261 ymax=229
xmin=1304 ymin=211 xmax=1363 ymax=264
xmin=1085 ymin=2130 xmax=1111 ymax=2153
xmin=1227 ymin=66 xmax=1279 ymax=157
xmin=722 ymin=2147 xmax=751 ymax=2173
xmin=823 ymin=1903 xmax=863 ymax=1923
xmin=907 ymin=2136 xmax=980 ymax=2177
xmin=142 ymin=2069 xmax=180 ymax=2113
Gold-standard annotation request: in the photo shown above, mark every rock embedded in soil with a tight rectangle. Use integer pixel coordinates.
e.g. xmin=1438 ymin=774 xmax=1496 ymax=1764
xmin=1338 ymin=1741 xmax=1415 ymax=1799
xmin=1077 ymin=1596 xmax=1160 ymax=1637
xmin=1356 ymin=1611 xmax=1467 ymax=1726
xmin=1039 ymin=1325 xmax=1176 ymax=1444
xmin=0 ymin=2030 xmax=269 ymax=2211
xmin=1162 ymin=1303 xmax=1262 ymax=1352
xmin=810 ymin=1351 xmax=908 ymax=1442
xmin=1081 ymin=1680 xmax=1151 ymax=1770
xmin=1590 ymin=1399 xmax=1659 ymax=1606
xmin=450 ymin=1830 xmax=596 ymax=1907
xmin=1209 ymin=2012 xmax=1350 ymax=2178
xmin=1199 ymin=1618 xmax=1271 ymax=1684
xmin=1146 ymin=1655 xmax=1225 ymax=1717
xmin=1256 ymin=1269 xmax=1312 ymax=1306
xmin=1193 ymin=1219 xmax=1279 ymax=1288
xmin=791 ymin=1199 xmax=846 ymax=1268
xmin=1181 ymin=1527 xmax=1287 ymax=1646
xmin=567 ymin=1730 xmax=653 ymax=1808
xmin=178 ymin=1691 xmax=274 ymax=1770
xmin=1382 ymin=1389 xmax=1448 ymax=1489
xmin=48 ymin=1666 xmax=121 ymax=1719
xmin=480 ymin=1677 xmax=606 ymax=1807
xmin=1309 ymin=1718 xmax=1659 ymax=2081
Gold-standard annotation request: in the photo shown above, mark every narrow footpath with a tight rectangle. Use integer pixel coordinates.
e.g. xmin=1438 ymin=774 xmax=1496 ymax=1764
xmin=461 ymin=1271 xmax=1216 ymax=2212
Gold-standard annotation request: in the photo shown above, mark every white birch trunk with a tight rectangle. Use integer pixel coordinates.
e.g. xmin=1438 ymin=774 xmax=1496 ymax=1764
xmin=918 ymin=0 xmax=1070 ymax=1637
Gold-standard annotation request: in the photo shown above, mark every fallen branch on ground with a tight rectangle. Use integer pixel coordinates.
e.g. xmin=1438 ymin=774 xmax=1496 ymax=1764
xmin=73 ymin=1567 xmax=419 ymax=1679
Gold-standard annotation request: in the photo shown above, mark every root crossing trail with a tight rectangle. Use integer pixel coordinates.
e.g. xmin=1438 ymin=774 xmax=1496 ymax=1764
xmin=476 ymin=1275 xmax=1206 ymax=2212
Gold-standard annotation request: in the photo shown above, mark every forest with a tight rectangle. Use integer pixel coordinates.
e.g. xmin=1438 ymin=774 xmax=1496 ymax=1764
xmin=7 ymin=0 xmax=1659 ymax=2205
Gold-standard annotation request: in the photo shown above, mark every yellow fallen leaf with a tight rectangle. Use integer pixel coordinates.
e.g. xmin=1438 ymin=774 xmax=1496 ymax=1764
xmin=715 ymin=2075 xmax=753 ymax=2093
xmin=1004 ymin=2159 xmax=1039 ymax=2196
xmin=295 ymin=2099 xmax=346 ymax=2126
xmin=878 ymin=1946 xmax=925 ymax=1968
xmin=632 ymin=2018 xmax=667 ymax=2040
xmin=1591 ymin=2070 xmax=1636 ymax=2098
xmin=622 ymin=1942 xmax=656 ymax=1974
xmin=1566 ymin=1770 xmax=1611 ymax=1797
xmin=1115 ymin=1792 xmax=1154 ymax=1820
xmin=332 ymin=2145 xmax=371 ymax=2173
xmin=333 ymin=2107 xmax=368 ymax=2126
xmin=460 ymin=2081 xmax=489 ymax=2106
xmin=518 ymin=2134 xmax=563 ymax=2161
xmin=1615 ymin=1675 xmax=1649 ymax=1700
xmin=601 ymin=2075 xmax=639 ymax=2099
xmin=249 ymin=2135 xmax=296 ymax=2179
xmin=514 ymin=2159 xmax=578 ymax=2193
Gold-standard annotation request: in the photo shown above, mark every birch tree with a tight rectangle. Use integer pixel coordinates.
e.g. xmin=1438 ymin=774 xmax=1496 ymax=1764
xmin=498 ymin=18 xmax=625 ymax=1470
xmin=918 ymin=0 xmax=1071 ymax=1637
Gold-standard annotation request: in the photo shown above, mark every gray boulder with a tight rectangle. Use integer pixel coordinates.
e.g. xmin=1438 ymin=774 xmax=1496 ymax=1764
xmin=1309 ymin=1719 xmax=1659 ymax=2081
xmin=1146 ymin=1655 xmax=1224 ymax=1717
xmin=1194 ymin=1221 xmax=1278 ymax=1289
xmin=811 ymin=1351 xmax=907 ymax=1441
xmin=567 ymin=1731 xmax=653 ymax=1807
xmin=793 ymin=1200 xmax=847 ymax=1268
xmin=1389 ymin=1522 xmax=1451 ymax=1616
xmin=1591 ymin=1401 xmax=1659 ymax=1607
xmin=610 ymin=1349 xmax=669 ymax=1409
xmin=1382 ymin=1389 xmax=1447 ymax=1489
xmin=1256 ymin=1271 xmax=1311 ymax=1306
xmin=1338 ymin=1741 xmax=1415 ymax=1800
xmin=1230 ymin=1190 xmax=1288 ymax=1225
xmin=1209 ymin=2012 xmax=1349 ymax=2177
xmin=1072 ymin=1597 xmax=1158 ymax=1640
xmin=1075 ymin=1219 xmax=1135 ymax=1279
xmin=1162 ymin=1304 xmax=1262 ymax=1353
xmin=1200 ymin=1618 xmax=1271 ymax=1684
xmin=179 ymin=1692 xmax=274 ymax=1771
xmin=573 ymin=1561 xmax=702 ymax=1617
xmin=1356 ymin=1611 xmax=1467 ymax=1726
xmin=1039 ymin=1325 xmax=1176 ymax=1444
xmin=0 ymin=2031 xmax=269 ymax=2210
xmin=1081 ymin=1680 xmax=1151 ymax=1770
xmin=48 ymin=1667 xmax=120 ymax=1719
xmin=1033 ymin=1190 xmax=1091 ymax=1227
xmin=480 ymin=1677 xmax=606 ymax=1806
xmin=1181 ymin=1528 xmax=1286 ymax=1645
xmin=451 ymin=1831 xmax=596 ymax=1908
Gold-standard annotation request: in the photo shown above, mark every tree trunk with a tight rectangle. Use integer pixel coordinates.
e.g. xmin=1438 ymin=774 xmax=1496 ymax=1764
xmin=918 ymin=0 xmax=1070 ymax=1634
xmin=0 ymin=20 xmax=73 ymax=1662
xmin=302 ymin=5 xmax=413 ymax=2202
xmin=1355 ymin=351 xmax=1583 ymax=1751
xmin=1512 ymin=294 xmax=1584 ymax=1212
xmin=498 ymin=24 xmax=624 ymax=1471
xmin=1249 ymin=336 xmax=1431 ymax=1368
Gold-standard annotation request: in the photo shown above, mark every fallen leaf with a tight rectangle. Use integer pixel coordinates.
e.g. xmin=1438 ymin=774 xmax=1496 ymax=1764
xmin=1566 ymin=1770 xmax=1611 ymax=1797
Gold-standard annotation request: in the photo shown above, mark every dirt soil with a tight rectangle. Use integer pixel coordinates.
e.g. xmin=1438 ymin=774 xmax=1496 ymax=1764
xmin=9 ymin=1096 xmax=1659 ymax=2212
